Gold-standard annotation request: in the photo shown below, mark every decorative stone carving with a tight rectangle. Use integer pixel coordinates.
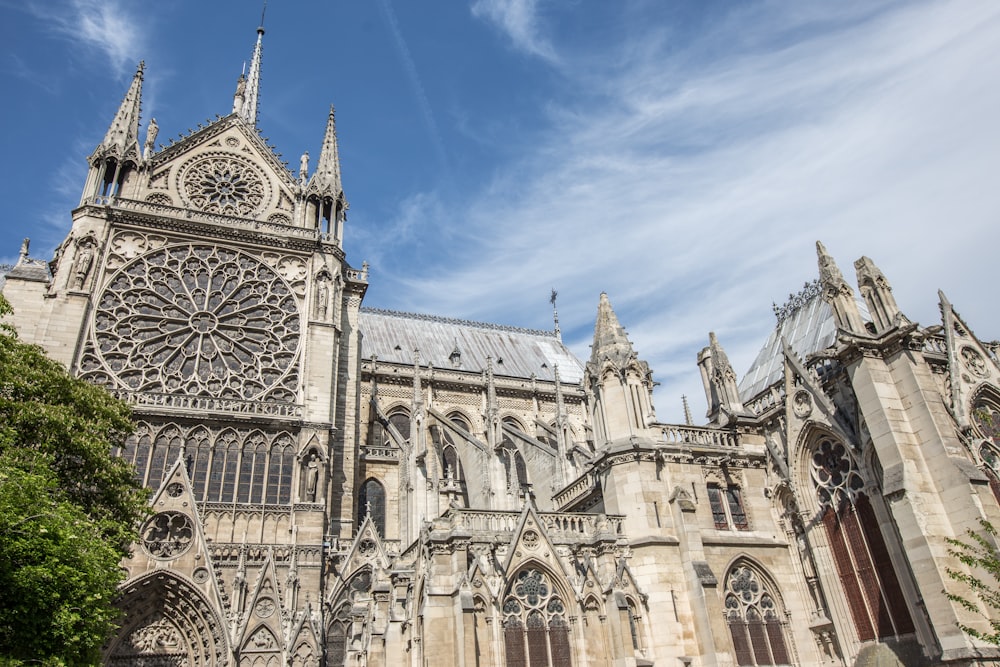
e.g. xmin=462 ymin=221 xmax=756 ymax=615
xmin=961 ymin=346 xmax=989 ymax=378
xmin=180 ymin=155 xmax=266 ymax=216
xmin=255 ymin=597 xmax=276 ymax=618
xmin=792 ymin=390 xmax=813 ymax=418
xmin=811 ymin=439 xmax=863 ymax=507
xmin=72 ymin=237 xmax=96 ymax=289
xmin=90 ymin=244 xmax=300 ymax=400
xmin=141 ymin=511 xmax=194 ymax=559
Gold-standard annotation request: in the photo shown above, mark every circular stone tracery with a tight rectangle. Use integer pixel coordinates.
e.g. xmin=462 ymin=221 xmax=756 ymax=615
xmin=93 ymin=244 xmax=300 ymax=399
xmin=181 ymin=155 xmax=266 ymax=216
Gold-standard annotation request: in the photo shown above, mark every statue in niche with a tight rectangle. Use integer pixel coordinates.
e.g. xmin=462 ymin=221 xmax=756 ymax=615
xmin=304 ymin=453 xmax=320 ymax=502
xmin=72 ymin=239 xmax=95 ymax=289
xmin=314 ymin=274 xmax=330 ymax=320
xmin=143 ymin=118 xmax=159 ymax=158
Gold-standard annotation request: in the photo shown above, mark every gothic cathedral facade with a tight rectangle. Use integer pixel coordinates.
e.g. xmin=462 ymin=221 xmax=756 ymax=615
xmin=4 ymin=28 xmax=1000 ymax=667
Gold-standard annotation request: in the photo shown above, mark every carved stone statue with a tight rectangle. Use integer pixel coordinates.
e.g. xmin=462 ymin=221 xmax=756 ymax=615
xmin=315 ymin=276 xmax=329 ymax=320
xmin=143 ymin=118 xmax=159 ymax=158
xmin=299 ymin=151 xmax=309 ymax=181
xmin=305 ymin=453 xmax=320 ymax=501
xmin=73 ymin=240 xmax=95 ymax=289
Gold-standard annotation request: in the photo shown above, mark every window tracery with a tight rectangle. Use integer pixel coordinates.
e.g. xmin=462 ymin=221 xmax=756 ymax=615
xmin=972 ymin=398 xmax=1000 ymax=504
xmin=810 ymin=436 xmax=914 ymax=641
xmin=89 ymin=244 xmax=301 ymax=402
xmin=181 ymin=155 xmax=267 ymax=216
xmin=358 ymin=479 xmax=386 ymax=536
xmin=502 ymin=568 xmax=572 ymax=667
xmin=724 ymin=565 xmax=790 ymax=666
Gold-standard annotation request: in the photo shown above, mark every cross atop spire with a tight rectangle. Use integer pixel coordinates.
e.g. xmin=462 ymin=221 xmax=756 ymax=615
xmin=97 ymin=62 xmax=144 ymax=161
xmin=234 ymin=26 xmax=264 ymax=125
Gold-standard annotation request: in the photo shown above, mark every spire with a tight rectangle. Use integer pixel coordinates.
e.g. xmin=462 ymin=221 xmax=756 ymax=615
xmin=550 ymin=288 xmax=561 ymax=341
xmin=308 ymin=106 xmax=345 ymax=200
xmin=589 ymin=292 xmax=635 ymax=367
xmin=97 ymin=62 xmax=144 ymax=161
xmin=698 ymin=332 xmax=747 ymax=425
xmin=236 ymin=25 xmax=265 ymax=125
xmin=816 ymin=241 xmax=865 ymax=334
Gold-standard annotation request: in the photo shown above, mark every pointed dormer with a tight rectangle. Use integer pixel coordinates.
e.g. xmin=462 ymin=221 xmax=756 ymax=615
xmin=81 ymin=62 xmax=144 ymax=203
xmin=585 ymin=293 xmax=655 ymax=445
xmin=305 ymin=106 xmax=348 ymax=244
xmin=816 ymin=241 xmax=865 ymax=335
xmin=697 ymin=331 xmax=747 ymax=426
xmin=854 ymin=255 xmax=904 ymax=334
xmin=234 ymin=26 xmax=265 ymax=125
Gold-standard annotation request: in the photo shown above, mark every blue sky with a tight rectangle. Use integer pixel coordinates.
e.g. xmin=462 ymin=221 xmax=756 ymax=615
xmin=2 ymin=0 xmax=1000 ymax=423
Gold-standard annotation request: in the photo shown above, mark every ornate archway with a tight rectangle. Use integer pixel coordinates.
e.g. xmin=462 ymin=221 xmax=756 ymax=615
xmin=104 ymin=571 xmax=229 ymax=666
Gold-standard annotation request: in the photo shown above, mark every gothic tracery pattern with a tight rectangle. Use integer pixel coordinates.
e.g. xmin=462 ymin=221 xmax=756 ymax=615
xmin=724 ymin=565 xmax=790 ymax=666
xmin=141 ymin=511 xmax=194 ymax=559
xmin=502 ymin=569 xmax=572 ymax=667
xmin=89 ymin=244 xmax=300 ymax=401
xmin=181 ymin=155 xmax=267 ymax=216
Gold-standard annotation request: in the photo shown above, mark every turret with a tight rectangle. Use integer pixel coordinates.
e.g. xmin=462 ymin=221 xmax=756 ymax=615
xmin=855 ymin=255 xmax=904 ymax=334
xmin=697 ymin=331 xmax=747 ymax=426
xmin=305 ymin=106 xmax=348 ymax=243
xmin=816 ymin=241 xmax=866 ymax=335
xmin=80 ymin=62 xmax=144 ymax=204
xmin=584 ymin=293 xmax=655 ymax=445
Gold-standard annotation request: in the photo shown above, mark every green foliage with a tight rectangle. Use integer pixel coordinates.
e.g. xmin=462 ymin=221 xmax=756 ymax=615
xmin=0 ymin=294 xmax=148 ymax=664
xmin=946 ymin=519 xmax=1000 ymax=646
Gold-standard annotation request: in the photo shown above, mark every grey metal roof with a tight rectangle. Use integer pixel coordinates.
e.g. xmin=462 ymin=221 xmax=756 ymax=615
xmin=3 ymin=259 xmax=50 ymax=283
xmin=738 ymin=295 xmax=861 ymax=401
xmin=359 ymin=308 xmax=585 ymax=384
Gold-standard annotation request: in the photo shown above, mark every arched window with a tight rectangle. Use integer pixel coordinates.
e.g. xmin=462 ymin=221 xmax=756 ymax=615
xmin=626 ymin=599 xmax=642 ymax=651
xmin=724 ymin=565 xmax=790 ymax=666
xmin=358 ymin=478 xmax=386 ymax=536
xmin=502 ymin=568 xmax=572 ymax=667
xmin=388 ymin=411 xmax=410 ymax=442
xmin=266 ymin=435 xmax=295 ymax=504
xmin=973 ymin=398 xmax=1000 ymax=504
xmin=187 ymin=427 xmax=212 ymax=501
xmin=811 ymin=437 xmax=914 ymax=641
xmin=148 ymin=425 xmax=183 ymax=490
xmin=326 ymin=602 xmax=350 ymax=667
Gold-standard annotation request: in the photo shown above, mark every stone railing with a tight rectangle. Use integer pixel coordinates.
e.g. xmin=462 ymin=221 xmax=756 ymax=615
xmin=746 ymin=385 xmax=786 ymax=416
xmin=553 ymin=472 xmax=596 ymax=509
xmin=362 ymin=446 xmax=399 ymax=460
xmin=658 ymin=424 xmax=739 ymax=448
xmin=434 ymin=509 xmax=624 ymax=540
xmin=97 ymin=197 xmax=320 ymax=241
xmin=124 ymin=391 xmax=303 ymax=418
xmin=923 ymin=334 xmax=947 ymax=356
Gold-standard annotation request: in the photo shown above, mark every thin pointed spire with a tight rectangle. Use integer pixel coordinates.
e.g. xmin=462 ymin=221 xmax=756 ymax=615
xmin=816 ymin=241 xmax=865 ymax=334
xmin=550 ymin=288 xmax=561 ymax=341
xmin=237 ymin=26 xmax=265 ymax=125
xmin=98 ymin=62 xmax=144 ymax=160
xmin=309 ymin=106 xmax=344 ymax=199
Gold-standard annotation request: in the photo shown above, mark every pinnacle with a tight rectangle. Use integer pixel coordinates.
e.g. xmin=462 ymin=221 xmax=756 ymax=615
xmin=590 ymin=292 xmax=634 ymax=365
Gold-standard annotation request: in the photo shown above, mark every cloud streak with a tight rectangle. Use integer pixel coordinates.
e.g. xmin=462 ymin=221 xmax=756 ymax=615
xmin=362 ymin=1 xmax=1000 ymax=422
xmin=470 ymin=0 xmax=558 ymax=63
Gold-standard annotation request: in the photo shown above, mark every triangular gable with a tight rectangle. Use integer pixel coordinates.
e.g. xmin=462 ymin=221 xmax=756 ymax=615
xmin=288 ymin=605 xmax=321 ymax=666
xmin=940 ymin=291 xmax=1000 ymax=429
xmin=143 ymin=115 xmax=298 ymax=223
xmin=502 ymin=502 xmax=571 ymax=581
xmin=339 ymin=514 xmax=391 ymax=579
xmin=610 ymin=558 xmax=649 ymax=607
xmin=237 ymin=551 xmax=286 ymax=654
xmin=781 ymin=338 xmax=856 ymax=448
xmin=133 ymin=458 xmax=228 ymax=614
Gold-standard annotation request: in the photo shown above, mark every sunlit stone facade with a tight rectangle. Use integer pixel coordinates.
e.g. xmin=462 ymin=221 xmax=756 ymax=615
xmin=4 ymin=31 xmax=1000 ymax=667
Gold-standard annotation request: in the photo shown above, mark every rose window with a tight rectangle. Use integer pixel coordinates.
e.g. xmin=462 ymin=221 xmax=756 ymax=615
xmin=141 ymin=511 xmax=194 ymax=559
xmin=181 ymin=156 xmax=266 ymax=216
xmin=93 ymin=244 xmax=300 ymax=400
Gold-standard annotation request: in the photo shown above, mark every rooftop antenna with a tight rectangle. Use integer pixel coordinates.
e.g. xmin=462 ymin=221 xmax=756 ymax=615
xmin=260 ymin=0 xmax=268 ymax=28
xmin=550 ymin=288 xmax=561 ymax=341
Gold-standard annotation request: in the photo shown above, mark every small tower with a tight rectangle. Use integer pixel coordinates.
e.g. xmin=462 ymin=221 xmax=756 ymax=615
xmin=304 ymin=106 xmax=348 ymax=243
xmin=816 ymin=241 xmax=866 ymax=335
xmin=584 ymin=293 xmax=655 ymax=446
xmin=855 ymin=255 xmax=904 ymax=334
xmin=697 ymin=331 xmax=747 ymax=426
xmin=80 ymin=62 xmax=144 ymax=204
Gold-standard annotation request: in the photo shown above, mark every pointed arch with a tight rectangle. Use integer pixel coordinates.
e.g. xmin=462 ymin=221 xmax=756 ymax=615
xmin=148 ymin=423 xmax=185 ymax=490
xmin=267 ymin=432 xmax=295 ymax=504
xmin=970 ymin=385 xmax=1000 ymax=505
xmin=104 ymin=571 xmax=229 ymax=666
xmin=806 ymin=434 xmax=915 ymax=642
xmin=186 ymin=425 xmax=212 ymax=501
xmin=500 ymin=563 xmax=575 ymax=667
xmin=358 ymin=478 xmax=386 ymax=536
xmin=722 ymin=560 xmax=792 ymax=666
xmin=387 ymin=408 xmax=411 ymax=442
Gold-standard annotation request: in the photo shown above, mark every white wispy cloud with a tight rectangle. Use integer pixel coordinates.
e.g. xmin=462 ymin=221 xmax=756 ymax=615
xmin=470 ymin=0 xmax=558 ymax=63
xmin=26 ymin=0 xmax=145 ymax=77
xmin=363 ymin=1 xmax=1000 ymax=422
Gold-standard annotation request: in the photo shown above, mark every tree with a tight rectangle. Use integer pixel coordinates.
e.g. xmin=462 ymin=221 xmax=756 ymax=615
xmin=0 ymin=294 xmax=148 ymax=665
xmin=946 ymin=519 xmax=1000 ymax=646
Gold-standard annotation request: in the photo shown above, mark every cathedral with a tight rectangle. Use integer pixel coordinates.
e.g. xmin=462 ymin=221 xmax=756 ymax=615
xmin=5 ymin=24 xmax=1000 ymax=667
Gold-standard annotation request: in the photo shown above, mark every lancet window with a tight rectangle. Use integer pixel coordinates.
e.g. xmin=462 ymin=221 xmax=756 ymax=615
xmin=708 ymin=484 xmax=749 ymax=530
xmin=724 ymin=565 xmax=791 ymax=666
xmin=973 ymin=398 xmax=1000 ymax=504
xmin=116 ymin=422 xmax=295 ymax=504
xmin=502 ymin=568 xmax=572 ymax=667
xmin=387 ymin=411 xmax=411 ymax=443
xmin=811 ymin=437 xmax=914 ymax=641
xmin=358 ymin=478 xmax=386 ymax=536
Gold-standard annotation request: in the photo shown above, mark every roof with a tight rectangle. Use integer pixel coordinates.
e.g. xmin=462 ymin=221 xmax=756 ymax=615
xmin=738 ymin=294 xmax=869 ymax=401
xmin=359 ymin=308 xmax=585 ymax=384
xmin=3 ymin=258 xmax=50 ymax=283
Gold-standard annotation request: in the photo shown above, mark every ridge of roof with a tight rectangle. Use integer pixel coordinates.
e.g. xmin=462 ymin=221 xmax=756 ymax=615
xmin=360 ymin=307 xmax=556 ymax=338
